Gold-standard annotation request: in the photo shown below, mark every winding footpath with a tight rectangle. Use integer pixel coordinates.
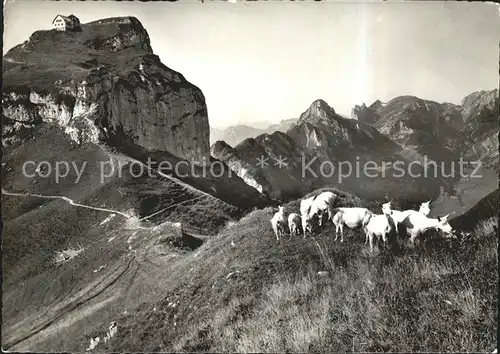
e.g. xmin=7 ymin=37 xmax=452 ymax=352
xmin=1 ymin=188 xmax=132 ymax=219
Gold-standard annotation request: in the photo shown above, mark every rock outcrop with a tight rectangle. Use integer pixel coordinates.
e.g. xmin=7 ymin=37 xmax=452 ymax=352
xmin=211 ymin=132 xmax=312 ymax=200
xmin=351 ymin=102 xmax=374 ymax=123
xmin=298 ymin=99 xmax=338 ymax=126
xmin=210 ymin=140 xmax=272 ymax=195
xmin=3 ymin=16 xmax=209 ymax=163
xmin=291 ymin=100 xmax=397 ymax=157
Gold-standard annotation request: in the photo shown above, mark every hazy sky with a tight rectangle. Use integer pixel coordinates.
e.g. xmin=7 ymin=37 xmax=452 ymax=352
xmin=4 ymin=1 xmax=499 ymax=128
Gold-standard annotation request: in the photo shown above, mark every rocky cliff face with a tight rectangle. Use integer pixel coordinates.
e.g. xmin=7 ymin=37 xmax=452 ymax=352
xmin=352 ymin=96 xmax=463 ymax=164
xmin=352 ymin=90 xmax=499 ymax=167
xmin=456 ymin=89 xmax=499 ymax=169
xmin=351 ymin=102 xmax=378 ymax=124
xmin=298 ymin=99 xmax=338 ymax=126
xmin=460 ymin=89 xmax=499 ymax=123
xmin=292 ymin=100 xmax=398 ymax=158
xmin=3 ymin=16 xmax=209 ymax=163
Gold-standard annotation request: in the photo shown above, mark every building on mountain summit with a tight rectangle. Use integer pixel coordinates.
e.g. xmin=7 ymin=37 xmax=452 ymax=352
xmin=52 ymin=14 xmax=81 ymax=31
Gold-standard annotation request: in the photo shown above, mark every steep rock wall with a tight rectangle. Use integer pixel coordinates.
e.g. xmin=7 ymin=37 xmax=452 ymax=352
xmin=3 ymin=17 xmax=209 ymax=163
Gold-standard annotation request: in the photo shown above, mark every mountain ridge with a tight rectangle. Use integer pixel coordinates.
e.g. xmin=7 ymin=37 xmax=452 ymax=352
xmin=212 ymin=98 xmax=444 ymax=203
xmin=209 ymin=118 xmax=299 ymax=146
xmin=351 ymin=90 xmax=498 ymax=165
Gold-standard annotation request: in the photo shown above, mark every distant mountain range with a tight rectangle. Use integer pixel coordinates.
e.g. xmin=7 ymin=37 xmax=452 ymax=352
xmin=210 ymin=114 xmax=353 ymax=147
xmin=212 ymin=99 xmax=439 ymax=203
xmin=352 ymin=90 xmax=499 ymax=169
xmin=212 ymin=90 xmax=498 ymax=204
xmin=352 ymin=96 xmax=462 ymax=163
xmin=210 ymin=118 xmax=298 ymax=146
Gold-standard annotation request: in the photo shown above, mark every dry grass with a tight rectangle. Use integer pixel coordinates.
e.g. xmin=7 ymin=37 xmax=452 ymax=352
xmin=104 ymin=190 xmax=497 ymax=353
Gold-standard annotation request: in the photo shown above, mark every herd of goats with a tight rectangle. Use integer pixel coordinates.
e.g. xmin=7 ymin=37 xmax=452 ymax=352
xmin=270 ymin=191 xmax=456 ymax=250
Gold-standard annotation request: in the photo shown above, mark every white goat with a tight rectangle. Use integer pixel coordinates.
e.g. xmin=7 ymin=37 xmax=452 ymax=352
xmin=381 ymin=200 xmax=435 ymax=244
xmin=300 ymin=195 xmax=316 ymax=236
xmin=381 ymin=200 xmax=429 ymax=224
xmin=288 ymin=213 xmax=302 ymax=237
xmin=308 ymin=191 xmax=338 ymax=228
xmin=270 ymin=206 xmax=286 ymax=241
xmin=418 ymin=200 xmax=431 ymax=216
xmin=331 ymin=207 xmax=374 ymax=243
xmin=403 ymin=212 xmax=454 ymax=246
xmin=364 ymin=208 xmax=397 ymax=251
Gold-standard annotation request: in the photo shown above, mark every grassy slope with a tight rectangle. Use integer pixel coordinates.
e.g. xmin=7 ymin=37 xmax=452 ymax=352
xmin=110 ymin=138 xmax=271 ymax=212
xmin=1 ymin=125 xmax=243 ymax=349
xmin=2 ymin=216 xmax=205 ymax=351
xmin=450 ymin=188 xmax=499 ymax=231
xmin=96 ymin=189 xmax=497 ymax=353
xmin=2 ymin=125 xmax=237 ymax=275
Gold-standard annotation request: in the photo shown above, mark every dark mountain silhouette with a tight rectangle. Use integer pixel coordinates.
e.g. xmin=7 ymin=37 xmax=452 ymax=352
xmin=449 ymin=189 xmax=499 ymax=231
